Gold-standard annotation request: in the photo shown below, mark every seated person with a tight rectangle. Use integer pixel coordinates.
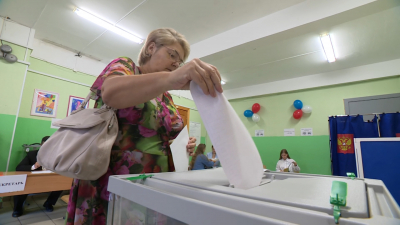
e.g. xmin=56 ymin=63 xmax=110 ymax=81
xmin=206 ymin=145 xmax=220 ymax=167
xmin=12 ymin=136 xmax=62 ymax=217
xmin=276 ymin=149 xmax=300 ymax=173
xmin=189 ymin=144 xmax=215 ymax=170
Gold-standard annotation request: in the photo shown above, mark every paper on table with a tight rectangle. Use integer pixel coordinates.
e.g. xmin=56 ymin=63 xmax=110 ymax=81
xmin=190 ymin=82 xmax=263 ymax=189
xmin=170 ymin=125 xmax=190 ymax=172
xmin=31 ymin=171 xmax=54 ymax=174
xmin=0 ymin=174 xmax=27 ymax=193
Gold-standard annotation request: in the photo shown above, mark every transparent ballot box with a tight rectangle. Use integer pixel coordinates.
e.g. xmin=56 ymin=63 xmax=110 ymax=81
xmin=107 ymin=168 xmax=400 ymax=225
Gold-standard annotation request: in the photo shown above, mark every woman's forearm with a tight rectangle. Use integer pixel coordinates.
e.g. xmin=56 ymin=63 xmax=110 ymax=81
xmin=102 ymin=72 xmax=171 ymax=109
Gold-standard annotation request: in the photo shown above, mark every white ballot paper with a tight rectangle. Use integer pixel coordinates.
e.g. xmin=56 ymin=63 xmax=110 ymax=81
xmin=190 ymin=82 xmax=263 ymax=189
xmin=170 ymin=125 xmax=190 ymax=172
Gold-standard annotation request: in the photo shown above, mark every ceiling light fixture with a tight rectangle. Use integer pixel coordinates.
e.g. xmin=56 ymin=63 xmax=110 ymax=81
xmin=221 ymin=80 xmax=226 ymax=85
xmin=320 ymin=33 xmax=336 ymax=63
xmin=74 ymin=8 xmax=143 ymax=44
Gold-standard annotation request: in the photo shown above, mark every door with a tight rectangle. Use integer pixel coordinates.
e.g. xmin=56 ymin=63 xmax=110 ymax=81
xmin=176 ymin=105 xmax=190 ymax=130
xmin=344 ymin=93 xmax=400 ymax=120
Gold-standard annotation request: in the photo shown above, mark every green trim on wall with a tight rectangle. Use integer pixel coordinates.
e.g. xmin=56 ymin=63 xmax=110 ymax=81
xmin=29 ymin=58 xmax=96 ymax=85
xmin=0 ymin=114 xmax=16 ymax=171
xmin=254 ymin=136 xmax=331 ymax=175
xmin=7 ymin=117 xmax=58 ymax=171
xmin=0 ymin=61 xmax=26 ymax=115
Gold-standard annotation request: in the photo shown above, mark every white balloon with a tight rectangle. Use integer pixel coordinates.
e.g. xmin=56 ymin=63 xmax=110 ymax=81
xmin=252 ymin=113 xmax=260 ymax=122
xmin=302 ymin=105 xmax=312 ymax=113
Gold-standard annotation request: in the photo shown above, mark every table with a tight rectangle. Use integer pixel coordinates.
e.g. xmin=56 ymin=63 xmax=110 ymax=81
xmin=0 ymin=171 xmax=73 ymax=197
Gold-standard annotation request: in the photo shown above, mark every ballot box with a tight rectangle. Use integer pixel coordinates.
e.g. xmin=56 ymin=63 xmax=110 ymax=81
xmin=107 ymin=168 xmax=400 ymax=225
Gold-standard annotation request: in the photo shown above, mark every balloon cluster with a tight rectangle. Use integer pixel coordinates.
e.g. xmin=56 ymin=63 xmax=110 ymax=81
xmin=244 ymin=103 xmax=261 ymax=122
xmin=292 ymin=100 xmax=312 ymax=119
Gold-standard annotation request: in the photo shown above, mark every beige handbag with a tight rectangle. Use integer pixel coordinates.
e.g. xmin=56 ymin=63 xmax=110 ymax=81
xmin=37 ymin=92 xmax=118 ymax=180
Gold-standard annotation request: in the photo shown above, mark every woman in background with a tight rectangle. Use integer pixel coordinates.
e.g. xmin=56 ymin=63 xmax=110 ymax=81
xmin=276 ymin=149 xmax=300 ymax=172
xmin=206 ymin=145 xmax=220 ymax=167
xmin=190 ymin=144 xmax=215 ymax=170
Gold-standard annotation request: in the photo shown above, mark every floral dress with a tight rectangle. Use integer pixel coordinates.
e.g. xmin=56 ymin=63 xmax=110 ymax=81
xmin=66 ymin=57 xmax=184 ymax=225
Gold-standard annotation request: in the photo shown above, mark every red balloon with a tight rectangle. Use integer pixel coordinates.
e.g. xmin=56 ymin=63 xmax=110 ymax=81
xmin=252 ymin=103 xmax=261 ymax=113
xmin=293 ymin=109 xmax=303 ymax=119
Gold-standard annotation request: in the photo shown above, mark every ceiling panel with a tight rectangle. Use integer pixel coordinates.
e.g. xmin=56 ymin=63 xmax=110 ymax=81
xmin=33 ymin=0 xmax=107 ymax=52
xmin=0 ymin=0 xmax=48 ymax=27
xmin=202 ymin=0 xmax=400 ymax=90
xmin=83 ymin=30 xmax=143 ymax=63
xmin=68 ymin=0 xmax=145 ymax=24
xmin=117 ymin=0 xmax=305 ymax=45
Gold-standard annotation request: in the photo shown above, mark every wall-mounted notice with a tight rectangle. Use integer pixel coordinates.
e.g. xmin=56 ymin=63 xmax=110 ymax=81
xmin=284 ymin=128 xmax=295 ymax=136
xmin=0 ymin=174 xmax=27 ymax=193
xmin=301 ymin=128 xmax=313 ymax=136
xmin=189 ymin=122 xmax=201 ymax=146
xmin=255 ymin=129 xmax=264 ymax=137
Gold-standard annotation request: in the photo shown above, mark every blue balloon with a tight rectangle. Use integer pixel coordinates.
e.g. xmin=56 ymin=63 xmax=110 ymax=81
xmin=244 ymin=110 xmax=254 ymax=118
xmin=293 ymin=100 xmax=303 ymax=109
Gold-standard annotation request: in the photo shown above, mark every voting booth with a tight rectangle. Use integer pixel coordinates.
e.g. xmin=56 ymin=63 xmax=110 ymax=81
xmin=355 ymin=138 xmax=400 ymax=205
xmin=106 ymin=168 xmax=400 ymax=225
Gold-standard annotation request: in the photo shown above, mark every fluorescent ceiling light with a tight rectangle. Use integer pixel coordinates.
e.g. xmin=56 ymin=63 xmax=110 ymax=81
xmin=320 ymin=33 xmax=336 ymax=63
xmin=74 ymin=8 xmax=143 ymax=44
xmin=221 ymin=80 xmax=226 ymax=85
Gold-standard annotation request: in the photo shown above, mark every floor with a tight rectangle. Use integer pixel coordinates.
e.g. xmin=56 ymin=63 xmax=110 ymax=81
xmin=0 ymin=193 xmax=68 ymax=225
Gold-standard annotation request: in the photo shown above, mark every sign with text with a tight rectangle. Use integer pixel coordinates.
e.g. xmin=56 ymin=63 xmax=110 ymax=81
xmin=189 ymin=121 xmax=201 ymax=146
xmin=0 ymin=174 xmax=27 ymax=193
xmin=284 ymin=128 xmax=295 ymax=136
xmin=301 ymin=128 xmax=313 ymax=136
xmin=255 ymin=129 xmax=264 ymax=137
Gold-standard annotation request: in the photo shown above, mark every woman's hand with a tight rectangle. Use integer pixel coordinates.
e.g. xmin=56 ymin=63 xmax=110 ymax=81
xmin=168 ymin=58 xmax=223 ymax=97
xmin=186 ymin=137 xmax=196 ymax=156
xmin=293 ymin=161 xmax=298 ymax=166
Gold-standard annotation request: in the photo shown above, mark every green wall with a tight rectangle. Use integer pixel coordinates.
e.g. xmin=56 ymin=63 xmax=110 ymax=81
xmin=0 ymin=41 xmax=99 ymax=171
xmin=0 ymin=41 xmax=206 ymax=171
xmin=228 ymin=76 xmax=400 ymax=175
xmin=0 ymin=41 xmax=27 ymax=171
xmin=254 ymin=136 xmax=330 ymax=175
xmin=2 ymin=40 xmax=399 ymax=175
xmin=0 ymin=114 xmax=16 ymax=171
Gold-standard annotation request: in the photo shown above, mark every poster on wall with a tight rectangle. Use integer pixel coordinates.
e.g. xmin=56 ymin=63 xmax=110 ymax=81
xmin=189 ymin=121 xmax=201 ymax=146
xmin=67 ymin=96 xmax=88 ymax=116
xmin=301 ymin=128 xmax=313 ymax=136
xmin=30 ymin=89 xmax=59 ymax=118
xmin=255 ymin=129 xmax=264 ymax=137
xmin=284 ymin=128 xmax=295 ymax=136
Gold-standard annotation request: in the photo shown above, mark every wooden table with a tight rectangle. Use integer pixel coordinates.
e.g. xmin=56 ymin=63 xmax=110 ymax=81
xmin=0 ymin=171 xmax=73 ymax=197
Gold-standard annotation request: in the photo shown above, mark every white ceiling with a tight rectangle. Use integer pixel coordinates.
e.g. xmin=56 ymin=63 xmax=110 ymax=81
xmin=201 ymin=0 xmax=400 ymax=90
xmin=0 ymin=0 xmax=304 ymax=62
xmin=1 ymin=0 xmax=399 ymax=97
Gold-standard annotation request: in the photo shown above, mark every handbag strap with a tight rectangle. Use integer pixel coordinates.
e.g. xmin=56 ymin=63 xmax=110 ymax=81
xmin=78 ymin=65 xmax=139 ymax=111
xmin=79 ymin=91 xmax=93 ymax=110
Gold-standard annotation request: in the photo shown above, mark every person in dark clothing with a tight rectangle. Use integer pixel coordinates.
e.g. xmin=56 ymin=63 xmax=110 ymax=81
xmin=12 ymin=136 xmax=62 ymax=218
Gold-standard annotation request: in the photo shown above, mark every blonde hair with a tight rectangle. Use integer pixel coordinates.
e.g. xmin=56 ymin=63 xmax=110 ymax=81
xmin=189 ymin=144 xmax=206 ymax=170
xmin=138 ymin=28 xmax=190 ymax=66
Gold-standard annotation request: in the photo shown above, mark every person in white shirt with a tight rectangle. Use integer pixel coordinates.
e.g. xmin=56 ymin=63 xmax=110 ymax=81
xmin=206 ymin=145 xmax=220 ymax=167
xmin=276 ymin=149 xmax=300 ymax=173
